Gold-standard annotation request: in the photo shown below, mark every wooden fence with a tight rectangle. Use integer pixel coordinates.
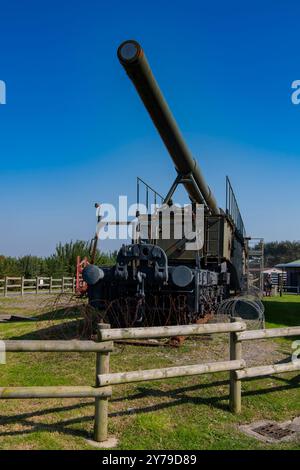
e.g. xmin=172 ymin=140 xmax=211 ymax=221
xmin=0 ymin=276 xmax=75 ymax=296
xmin=282 ymin=285 xmax=300 ymax=295
xmin=0 ymin=320 xmax=300 ymax=444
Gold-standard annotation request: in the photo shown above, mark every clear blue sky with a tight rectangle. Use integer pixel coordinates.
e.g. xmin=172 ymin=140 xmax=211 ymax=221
xmin=0 ymin=0 xmax=299 ymax=257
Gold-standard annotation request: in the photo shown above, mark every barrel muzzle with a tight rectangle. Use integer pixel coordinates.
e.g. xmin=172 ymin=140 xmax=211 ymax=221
xmin=117 ymin=40 xmax=143 ymax=64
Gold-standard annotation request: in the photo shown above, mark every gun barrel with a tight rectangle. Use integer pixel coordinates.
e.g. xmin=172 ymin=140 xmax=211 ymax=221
xmin=117 ymin=40 xmax=219 ymax=215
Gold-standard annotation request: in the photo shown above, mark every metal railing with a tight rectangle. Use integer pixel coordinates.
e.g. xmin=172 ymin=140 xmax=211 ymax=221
xmin=226 ymin=176 xmax=246 ymax=238
xmin=137 ymin=177 xmax=164 ymax=213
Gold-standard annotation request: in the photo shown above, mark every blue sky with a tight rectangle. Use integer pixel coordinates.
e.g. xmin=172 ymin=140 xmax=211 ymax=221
xmin=0 ymin=0 xmax=299 ymax=257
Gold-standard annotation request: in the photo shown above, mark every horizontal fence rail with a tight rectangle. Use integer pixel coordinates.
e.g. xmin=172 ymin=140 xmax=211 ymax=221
xmin=98 ymin=322 xmax=246 ymax=341
xmin=0 ymin=386 xmax=112 ymax=399
xmin=236 ymin=326 xmax=300 ymax=341
xmin=97 ymin=360 xmax=246 ymax=387
xmin=0 ymin=320 xmax=299 ymax=444
xmin=235 ymin=362 xmax=300 ymax=380
xmin=3 ymin=340 xmax=113 ymax=352
xmin=0 ymin=276 xmax=76 ymax=296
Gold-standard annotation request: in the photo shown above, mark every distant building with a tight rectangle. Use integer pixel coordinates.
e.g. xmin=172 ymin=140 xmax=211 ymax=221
xmin=263 ymin=268 xmax=287 ymax=287
xmin=276 ymin=260 xmax=300 ymax=293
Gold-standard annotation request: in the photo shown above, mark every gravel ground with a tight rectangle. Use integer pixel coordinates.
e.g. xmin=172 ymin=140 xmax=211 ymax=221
xmin=0 ymin=294 xmax=291 ymax=367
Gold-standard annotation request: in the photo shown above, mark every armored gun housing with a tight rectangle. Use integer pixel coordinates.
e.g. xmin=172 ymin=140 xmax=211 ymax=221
xmin=83 ymin=40 xmax=248 ymax=327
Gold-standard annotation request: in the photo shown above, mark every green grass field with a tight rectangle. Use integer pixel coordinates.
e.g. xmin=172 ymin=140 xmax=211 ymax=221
xmin=0 ymin=294 xmax=299 ymax=450
xmin=264 ymin=294 xmax=300 ymax=327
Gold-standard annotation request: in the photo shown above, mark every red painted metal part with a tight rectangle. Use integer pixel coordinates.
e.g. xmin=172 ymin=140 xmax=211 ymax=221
xmin=75 ymin=256 xmax=89 ymax=295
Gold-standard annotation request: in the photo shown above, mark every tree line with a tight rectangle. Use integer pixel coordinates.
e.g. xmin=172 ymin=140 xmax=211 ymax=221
xmin=0 ymin=241 xmax=116 ymax=278
xmin=1 ymin=239 xmax=299 ymax=277
xmin=264 ymin=241 xmax=300 ymax=267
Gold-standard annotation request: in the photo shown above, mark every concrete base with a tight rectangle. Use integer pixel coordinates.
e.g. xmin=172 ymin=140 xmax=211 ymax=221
xmin=86 ymin=437 xmax=118 ymax=449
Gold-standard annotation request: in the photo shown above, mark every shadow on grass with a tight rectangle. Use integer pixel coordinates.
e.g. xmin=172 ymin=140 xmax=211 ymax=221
xmin=7 ymin=303 xmax=103 ymax=340
xmin=110 ymin=373 xmax=300 ymax=417
xmin=10 ymin=319 xmax=96 ymax=340
xmin=34 ymin=307 xmax=84 ymax=322
xmin=264 ymin=298 xmax=300 ymax=327
xmin=0 ymin=375 xmax=299 ymax=441
xmin=10 ymin=321 xmax=77 ymax=340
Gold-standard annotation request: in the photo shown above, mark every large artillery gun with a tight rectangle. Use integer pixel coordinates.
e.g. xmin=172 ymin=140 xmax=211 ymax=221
xmin=82 ymin=40 xmax=249 ymax=327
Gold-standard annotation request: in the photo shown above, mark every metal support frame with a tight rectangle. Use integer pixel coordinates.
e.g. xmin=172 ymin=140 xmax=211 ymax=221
xmin=163 ymin=172 xmax=208 ymax=209
xmin=246 ymin=237 xmax=264 ymax=293
xmin=136 ymin=172 xmax=210 ymax=213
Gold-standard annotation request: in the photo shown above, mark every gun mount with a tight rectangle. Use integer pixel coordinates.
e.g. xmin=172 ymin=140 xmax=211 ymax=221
xmin=82 ymin=40 xmax=250 ymax=328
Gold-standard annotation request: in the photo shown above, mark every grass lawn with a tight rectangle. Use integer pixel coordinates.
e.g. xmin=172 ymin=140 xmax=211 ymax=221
xmin=264 ymin=294 xmax=300 ymax=328
xmin=0 ymin=294 xmax=299 ymax=450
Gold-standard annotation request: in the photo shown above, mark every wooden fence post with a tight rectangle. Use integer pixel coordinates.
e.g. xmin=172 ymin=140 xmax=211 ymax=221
xmin=62 ymin=277 xmax=65 ymax=293
xmin=94 ymin=323 xmax=111 ymax=442
xmin=229 ymin=317 xmax=242 ymax=413
xmin=49 ymin=276 xmax=53 ymax=294
xmin=21 ymin=276 xmax=24 ymax=296
xmin=36 ymin=277 xmax=39 ymax=295
xmin=4 ymin=276 xmax=8 ymax=297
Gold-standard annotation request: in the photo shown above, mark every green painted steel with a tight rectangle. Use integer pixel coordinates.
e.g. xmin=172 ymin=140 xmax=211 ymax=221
xmin=117 ymin=40 xmax=219 ymax=215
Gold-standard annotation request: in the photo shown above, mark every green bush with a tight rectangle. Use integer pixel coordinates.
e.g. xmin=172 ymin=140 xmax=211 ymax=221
xmin=0 ymin=241 xmax=116 ymax=278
